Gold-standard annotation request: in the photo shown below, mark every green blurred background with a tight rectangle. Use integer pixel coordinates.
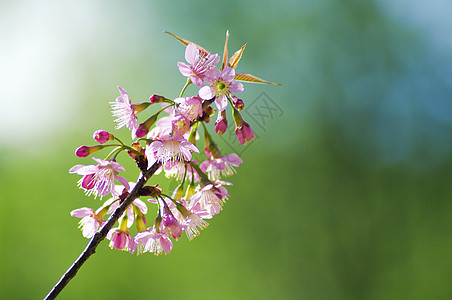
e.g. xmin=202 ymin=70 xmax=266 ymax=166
xmin=1 ymin=0 xmax=451 ymax=299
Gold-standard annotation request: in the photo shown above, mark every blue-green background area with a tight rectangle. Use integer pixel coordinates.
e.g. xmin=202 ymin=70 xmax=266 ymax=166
xmin=1 ymin=0 xmax=451 ymax=299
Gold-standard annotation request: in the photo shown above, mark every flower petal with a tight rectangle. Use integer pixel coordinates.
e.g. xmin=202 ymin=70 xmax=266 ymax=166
xmin=199 ymin=86 xmax=214 ymax=100
xmin=224 ymin=153 xmax=243 ymax=166
xmin=221 ymin=67 xmax=235 ymax=83
xmin=229 ymin=81 xmax=244 ymax=93
xmin=70 ymin=207 xmax=94 ymax=218
xmin=115 ymin=175 xmax=130 ymax=191
xmin=215 ymin=94 xmax=228 ymax=112
xmin=133 ymin=199 xmax=148 ymax=214
xmin=177 ymin=62 xmax=192 ymax=77
xmin=185 ymin=43 xmax=198 ymax=65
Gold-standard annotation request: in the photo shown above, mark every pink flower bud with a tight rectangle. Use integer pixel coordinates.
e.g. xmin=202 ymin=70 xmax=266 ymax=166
xmin=75 ymin=145 xmax=105 ymax=157
xmin=235 ymin=122 xmax=255 ymax=145
xmin=135 ymin=113 xmax=159 ymax=138
xmin=215 ymin=111 xmax=228 ymax=135
xmin=93 ymin=130 xmax=113 ymax=144
xmin=162 ymin=204 xmax=184 ymax=239
xmin=149 ymin=94 xmax=166 ymax=103
xmin=231 ymin=95 xmax=244 ymax=111
xmin=75 ymin=146 xmax=91 ymax=157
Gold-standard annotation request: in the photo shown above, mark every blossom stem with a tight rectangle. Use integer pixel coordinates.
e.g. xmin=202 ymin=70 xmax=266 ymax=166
xmin=105 ymin=146 xmax=123 ymax=161
xmin=44 ymin=162 xmax=161 ymax=300
xmin=189 ymin=161 xmax=210 ymax=183
xmin=179 ymin=77 xmax=191 ymax=98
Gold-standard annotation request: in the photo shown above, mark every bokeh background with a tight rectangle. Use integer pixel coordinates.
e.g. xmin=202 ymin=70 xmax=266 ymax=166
xmin=1 ymin=0 xmax=451 ymax=299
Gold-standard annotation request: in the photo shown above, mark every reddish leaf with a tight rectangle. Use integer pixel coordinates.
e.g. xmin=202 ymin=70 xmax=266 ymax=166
xmin=234 ymin=73 xmax=281 ymax=86
xmin=228 ymin=44 xmax=246 ymax=69
xmin=222 ymin=30 xmax=229 ymax=71
xmin=164 ymin=31 xmax=210 ymax=56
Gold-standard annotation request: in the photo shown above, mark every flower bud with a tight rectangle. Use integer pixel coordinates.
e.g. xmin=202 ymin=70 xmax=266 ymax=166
xmin=235 ymin=121 xmax=255 ymax=145
xmin=75 ymin=145 xmax=105 ymax=157
xmin=215 ymin=110 xmax=228 ymax=135
xmin=135 ymin=215 xmax=147 ymax=232
xmin=131 ymin=102 xmax=152 ymax=114
xmin=93 ymin=130 xmax=113 ymax=144
xmin=184 ymin=180 xmax=197 ymax=200
xmin=175 ymin=202 xmax=190 ymax=218
xmin=162 ymin=204 xmax=183 ymax=239
xmin=187 ymin=122 xmax=199 ymax=144
xmin=135 ymin=113 xmax=159 ymax=138
xmin=154 ymin=214 xmax=162 ymax=232
xmin=149 ymin=94 xmax=167 ymax=103
xmin=231 ymin=95 xmax=244 ymax=111
xmin=172 ymin=183 xmax=185 ymax=202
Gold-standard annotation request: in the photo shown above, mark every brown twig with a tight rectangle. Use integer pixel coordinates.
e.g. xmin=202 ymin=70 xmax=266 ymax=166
xmin=44 ymin=162 xmax=161 ymax=300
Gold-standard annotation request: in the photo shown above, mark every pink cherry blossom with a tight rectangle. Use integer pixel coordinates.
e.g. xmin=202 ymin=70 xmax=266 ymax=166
xmin=171 ymin=114 xmax=190 ymax=136
xmin=134 ymin=228 xmax=173 ymax=255
xmin=147 ymin=116 xmax=172 ymax=140
xmin=110 ymin=87 xmax=138 ymax=137
xmin=70 ymin=207 xmax=105 ymax=238
xmin=177 ymin=43 xmax=220 ymax=86
xmin=181 ymin=202 xmax=211 ymax=241
xmin=146 ymin=134 xmax=199 ymax=165
xmin=189 ymin=184 xmax=224 ymax=216
xmin=174 ymin=96 xmax=203 ymax=121
xmin=69 ymin=157 xmax=129 ymax=198
xmin=235 ymin=121 xmax=255 ymax=145
xmin=200 ymin=153 xmax=243 ymax=180
xmin=161 ymin=201 xmax=185 ymax=240
xmin=107 ymin=228 xmax=137 ymax=254
xmin=198 ymin=67 xmax=244 ymax=111
xmin=163 ymin=161 xmax=200 ymax=182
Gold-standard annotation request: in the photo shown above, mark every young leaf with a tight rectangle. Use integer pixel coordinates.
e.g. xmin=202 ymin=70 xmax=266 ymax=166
xmin=234 ymin=73 xmax=281 ymax=86
xmin=164 ymin=31 xmax=210 ymax=56
xmin=228 ymin=44 xmax=246 ymax=69
xmin=222 ymin=30 xmax=229 ymax=71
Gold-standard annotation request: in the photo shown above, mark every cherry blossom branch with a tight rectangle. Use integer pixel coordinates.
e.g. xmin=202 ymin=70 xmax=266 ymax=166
xmin=44 ymin=162 xmax=161 ymax=300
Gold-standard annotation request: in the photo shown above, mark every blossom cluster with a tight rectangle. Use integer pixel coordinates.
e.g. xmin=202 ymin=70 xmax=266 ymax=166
xmin=69 ymin=31 xmax=278 ymax=255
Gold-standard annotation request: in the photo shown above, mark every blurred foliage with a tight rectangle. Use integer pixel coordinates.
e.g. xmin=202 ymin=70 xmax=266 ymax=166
xmin=1 ymin=0 xmax=451 ymax=299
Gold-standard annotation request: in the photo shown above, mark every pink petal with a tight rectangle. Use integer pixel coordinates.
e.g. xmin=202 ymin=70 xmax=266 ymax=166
xmin=81 ymin=174 xmax=95 ymax=189
xmin=117 ymin=86 xmax=128 ymax=96
xmin=126 ymin=207 xmax=135 ymax=228
xmin=191 ymin=76 xmax=205 ymax=87
xmin=224 ymin=153 xmax=243 ymax=166
xmin=229 ymin=81 xmax=244 ymax=93
xmin=177 ymin=62 xmax=192 ymax=77
xmin=221 ymin=67 xmax=235 ymax=82
xmin=185 ymin=43 xmax=198 ymax=65
xmin=199 ymin=86 xmax=214 ymax=100
xmin=70 ymin=207 xmax=94 ymax=218
xmin=69 ymin=164 xmax=98 ymax=175
xmin=133 ymin=199 xmax=148 ymax=214
xmin=199 ymin=160 xmax=211 ymax=173
xmin=148 ymin=140 xmax=163 ymax=153
xmin=107 ymin=200 xmax=120 ymax=214
xmin=204 ymin=68 xmax=221 ymax=84
xmin=92 ymin=157 xmax=109 ymax=166
xmin=160 ymin=235 xmax=173 ymax=254
xmin=215 ymin=94 xmax=228 ymax=112
xmin=115 ymin=175 xmax=130 ymax=191
xmin=181 ymin=141 xmax=200 ymax=153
